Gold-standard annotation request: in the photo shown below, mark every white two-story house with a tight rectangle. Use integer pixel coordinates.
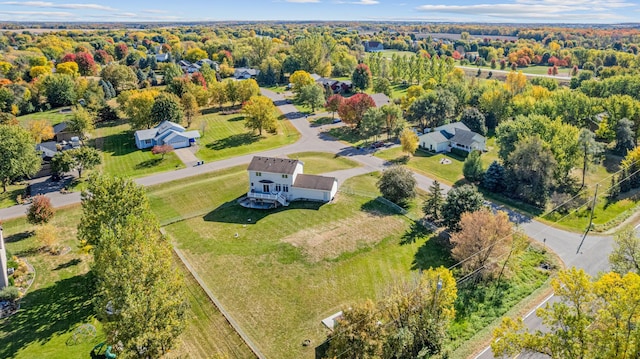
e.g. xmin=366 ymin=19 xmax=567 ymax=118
xmin=241 ymin=156 xmax=338 ymax=209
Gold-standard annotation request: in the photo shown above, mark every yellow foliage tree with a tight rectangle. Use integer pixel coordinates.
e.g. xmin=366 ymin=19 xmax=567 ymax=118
xmin=505 ymin=71 xmax=527 ymax=95
xmin=400 ymin=128 xmax=418 ymax=156
xmin=29 ymin=65 xmax=51 ymax=79
xmin=55 ymin=61 xmax=79 ymax=76
xmin=27 ymin=120 xmax=54 ymax=144
xmin=289 ymin=70 xmax=315 ymax=93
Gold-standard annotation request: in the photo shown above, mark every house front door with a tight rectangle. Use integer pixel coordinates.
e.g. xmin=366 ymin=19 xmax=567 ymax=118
xmin=263 ymin=184 xmax=270 ymax=193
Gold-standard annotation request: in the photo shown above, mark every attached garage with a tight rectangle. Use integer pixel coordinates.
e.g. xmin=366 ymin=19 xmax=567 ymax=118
xmin=291 ymin=174 xmax=338 ymax=202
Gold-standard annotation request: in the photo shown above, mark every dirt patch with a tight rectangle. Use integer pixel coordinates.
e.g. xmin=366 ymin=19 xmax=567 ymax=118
xmin=282 ymin=212 xmax=407 ymax=262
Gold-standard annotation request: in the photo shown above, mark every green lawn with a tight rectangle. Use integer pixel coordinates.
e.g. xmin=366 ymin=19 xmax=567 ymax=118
xmin=286 ymin=152 xmax=360 ymax=174
xmin=376 ymin=146 xmax=498 ymax=186
xmin=93 ymin=120 xmax=184 ymax=179
xmin=0 ymin=207 xmax=105 ymax=359
xmin=193 ymin=110 xmax=300 ymax=162
xmin=367 ymin=49 xmax=417 ymax=60
xmin=457 ymin=61 xmax=574 ymax=77
xmin=0 ymin=183 xmax=27 ymax=208
xmin=17 ymin=108 xmax=73 ymax=126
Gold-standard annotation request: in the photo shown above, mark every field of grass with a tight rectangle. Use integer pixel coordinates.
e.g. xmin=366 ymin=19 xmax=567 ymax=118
xmin=286 ymin=152 xmax=360 ymax=174
xmin=0 ymin=207 xmax=105 ymax=359
xmin=0 ymin=183 xmax=27 ymax=208
xmin=17 ymin=108 xmax=72 ymax=126
xmin=93 ymin=120 xmax=184 ymax=179
xmin=457 ymin=61 xmax=574 ymax=77
xmin=376 ymin=142 xmax=499 ymax=186
xmin=160 ymin=172 xmax=432 ymax=359
xmin=193 ymin=110 xmax=299 ymax=162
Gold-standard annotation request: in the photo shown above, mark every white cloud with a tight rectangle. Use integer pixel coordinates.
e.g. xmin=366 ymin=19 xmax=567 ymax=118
xmin=284 ymin=0 xmax=320 ymax=3
xmin=142 ymin=9 xmax=169 ymax=14
xmin=335 ymin=0 xmax=379 ymax=4
xmin=415 ymin=0 xmax=636 ymax=21
xmin=0 ymin=1 xmax=117 ymax=11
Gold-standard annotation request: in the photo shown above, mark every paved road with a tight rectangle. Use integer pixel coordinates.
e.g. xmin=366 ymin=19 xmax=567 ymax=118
xmin=0 ymin=88 xmax=615 ymax=359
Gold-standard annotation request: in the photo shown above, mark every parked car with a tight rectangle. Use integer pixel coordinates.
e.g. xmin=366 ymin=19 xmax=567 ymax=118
xmin=332 ymin=118 xmax=342 ymax=124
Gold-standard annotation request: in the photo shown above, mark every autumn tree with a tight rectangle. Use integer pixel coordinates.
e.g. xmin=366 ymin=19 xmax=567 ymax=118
xmin=100 ymin=64 xmax=137 ymax=94
xmin=27 ymin=120 xmax=54 ymax=144
xmin=609 ymin=228 xmax=640 ymax=274
xmin=337 ymin=93 xmax=375 ymax=128
xmin=450 ymin=209 xmax=513 ymax=278
xmin=35 ymin=223 xmax=60 ymax=255
xmin=184 ymin=48 xmax=208 ymax=63
xmin=325 ymin=299 xmax=385 ymax=358
xmin=75 ymin=51 xmax=96 ymax=76
xmin=325 ymin=94 xmax=344 ymax=119
xmin=150 ymin=92 xmax=184 ymax=125
xmin=0 ymin=125 xmax=40 ymax=192
xmin=351 ymin=63 xmax=372 ymax=92
xmin=441 ymin=185 xmax=485 ymax=231
xmin=242 ymin=95 xmax=278 ymax=136
xmin=68 ymin=106 xmax=95 ymax=139
xmin=151 ymin=144 xmax=174 ymax=160
xmin=27 ymin=194 xmax=54 ymax=225
xmin=289 ymin=70 xmax=315 ymax=94
xmin=400 ymin=128 xmax=418 ymax=156
xmin=377 ymin=166 xmax=416 ymax=206
xmin=406 ymin=89 xmax=457 ymax=133
xmin=423 ymin=180 xmax=444 ymax=222
xmin=505 ymin=71 xmax=527 ymax=95
xmin=79 ymin=175 xmax=187 ymax=357
xmin=118 ymin=89 xmax=160 ymax=129
xmin=181 ymin=92 xmax=199 ymax=128
xmin=493 ymin=268 xmax=640 ymax=359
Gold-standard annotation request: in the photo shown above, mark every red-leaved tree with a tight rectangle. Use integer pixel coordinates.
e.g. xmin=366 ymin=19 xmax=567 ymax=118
xmin=60 ymin=53 xmax=76 ymax=63
xmin=94 ymin=49 xmax=111 ymax=64
xmin=152 ymin=144 xmax=174 ymax=159
xmin=114 ymin=43 xmax=129 ymax=60
xmin=75 ymin=52 xmax=97 ymax=76
xmin=27 ymin=194 xmax=54 ymax=225
xmin=337 ymin=93 xmax=375 ymax=128
xmin=325 ymin=95 xmax=344 ymax=119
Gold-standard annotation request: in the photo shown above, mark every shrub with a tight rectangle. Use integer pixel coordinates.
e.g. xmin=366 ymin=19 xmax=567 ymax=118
xmin=450 ymin=147 xmax=470 ymax=158
xmin=0 ymin=286 xmax=20 ymax=301
xmin=27 ymin=195 xmax=54 ymax=225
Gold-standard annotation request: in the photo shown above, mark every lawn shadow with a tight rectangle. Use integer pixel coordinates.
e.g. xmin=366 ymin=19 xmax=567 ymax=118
xmin=95 ymin=128 xmax=137 ymax=158
xmin=400 ymin=221 xmax=432 ymax=245
xmin=360 ymin=198 xmax=401 ymax=216
xmin=603 ymin=151 xmax=622 ymax=173
xmin=389 ymin=155 xmax=410 ymax=165
xmin=135 ymin=157 xmax=162 ymax=169
xmin=14 ymin=247 xmax=41 ymax=257
xmin=206 ymin=133 xmax=261 ymax=151
xmin=310 ymin=117 xmax=334 ymax=127
xmin=0 ymin=273 xmax=95 ymax=359
xmin=228 ymin=116 xmax=244 ymax=122
xmin=204 ymin=199 xmax=324 ymax=225
xmin=411 ymin=233 xmax=453 ymax=271
xmin=327 ymin=126 xmax=363 ymax=145
xmin=4 ymin=231 xmax=34 ymax=243
xmin=54 ymin=258 xmax=82 ymax=271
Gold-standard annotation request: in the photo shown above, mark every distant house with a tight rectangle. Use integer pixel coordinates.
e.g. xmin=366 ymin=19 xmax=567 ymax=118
xmin=134 ymin=121 xmax=201 ymax=150
xmin=314 ymin=76 xmax=353 ymax=94
xmin=196 ymin=58 xmax=219 ymax=71
xmin=363 ymin=41 xmax=384 ymax=52
xmin=155 ymin=53 xmax=170 ymax=62
xmin=418 ymin=122 xmax=486 ymax=153
xmin=234 ymin=67 xmax=260 ymax=79
xmin=36 ymin=141 xmax=58 ymax=160
xmin=53 ymin=122 xmax=76 ymax=142
xmin=240 ymin=156 xmax=338 ymax=209
xmin=371 ymin=93 xmax=391 ymax=108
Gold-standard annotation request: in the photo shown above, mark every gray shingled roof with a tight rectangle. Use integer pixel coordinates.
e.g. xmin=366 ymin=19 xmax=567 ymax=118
xmin=293 ymin=174 xmax=336 ymax=191
xmin=248 ymin=156 xmax=299 ymax=174
xmin=53 ymin=122 xmax=68 ymax=134
xmin=371 ymin=93 xmax=390 ymax=108
xmin=450 ymin=128 xmax=481 ymax=147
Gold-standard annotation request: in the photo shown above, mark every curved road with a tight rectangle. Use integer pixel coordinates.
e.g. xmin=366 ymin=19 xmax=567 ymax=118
xmin=0 ymin=88 xmax=614 ymax=358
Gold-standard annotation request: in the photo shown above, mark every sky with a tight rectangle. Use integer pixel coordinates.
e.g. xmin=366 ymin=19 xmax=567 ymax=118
xmin=0 ymin=0 xmax=639 ymax=23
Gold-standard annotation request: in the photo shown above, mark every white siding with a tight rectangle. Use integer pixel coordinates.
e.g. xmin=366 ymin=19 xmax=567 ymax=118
xmin=248 ymin=171 xmax=295 ymax=196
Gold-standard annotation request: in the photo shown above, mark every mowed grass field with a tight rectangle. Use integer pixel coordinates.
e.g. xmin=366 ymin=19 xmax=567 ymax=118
xmin=193 ymin=110 xmax=300 ymax=162
xmin=17 ymin=108 xmax=72 ymax=126
xmin=159 ymin=171 xmax=434 ymax=359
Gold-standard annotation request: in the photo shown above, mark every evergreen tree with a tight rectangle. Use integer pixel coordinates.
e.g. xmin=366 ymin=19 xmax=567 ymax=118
xmin=463 ymin=150 xmax=484 ymax=182
xmin=616 ymin=118 xmax=635 ymax=155
xmin=423 ymin=180 xmax=444 ymax=222
xmin=607 ymin=175 xmax=620 ymax=201
xmin=620 ymin=168 xmax=631 ymax=193
xmin=483 ymin=161 xmax=506 ymax=193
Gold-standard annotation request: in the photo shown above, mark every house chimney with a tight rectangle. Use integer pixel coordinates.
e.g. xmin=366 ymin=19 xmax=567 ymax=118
xmin=0 ymin=226 xmax=8 ymax=289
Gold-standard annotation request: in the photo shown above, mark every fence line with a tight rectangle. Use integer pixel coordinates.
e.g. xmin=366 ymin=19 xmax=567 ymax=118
xmin=163 ymin=229 xmax=265 ymax=359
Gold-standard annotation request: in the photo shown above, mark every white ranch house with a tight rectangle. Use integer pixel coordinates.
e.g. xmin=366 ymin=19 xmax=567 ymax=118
xmin=134 ymin=121 xmax=201 ymax=150
xmin=418 ymin=122 xmax=486 ymax=153
xmin=240 ymin=156 xmax=338 ymax=209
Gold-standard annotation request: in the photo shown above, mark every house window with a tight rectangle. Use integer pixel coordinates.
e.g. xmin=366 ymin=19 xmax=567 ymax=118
xmin=144 ymin=139 xmax=152 ymax=144
xmin=282 ymin=174 xmax=288 ymax=179
xmin=275 ymin=184 xmax=282 ymax=192
xmin=283 ymin=185 xmax=289 ymax=192
xmin=256 ymin=172 xmax=262 ymax=176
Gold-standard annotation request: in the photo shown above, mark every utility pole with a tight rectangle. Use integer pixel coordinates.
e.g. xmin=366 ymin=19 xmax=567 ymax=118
xmin=577 ymin=184 xmax=598 ymax=254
